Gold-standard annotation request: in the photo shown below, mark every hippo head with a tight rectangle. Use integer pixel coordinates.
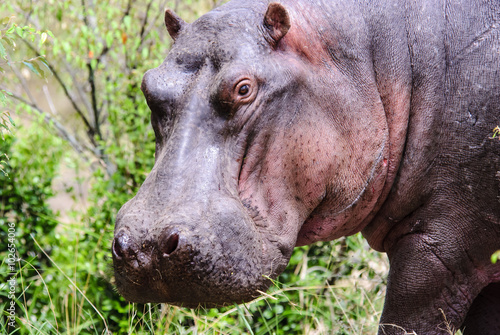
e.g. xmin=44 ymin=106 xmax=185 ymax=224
xmin=113 ymin=0 xmax=390 ymax=307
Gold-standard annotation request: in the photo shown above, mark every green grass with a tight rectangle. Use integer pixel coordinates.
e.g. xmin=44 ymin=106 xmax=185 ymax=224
xmin=2 ymin=226 xmax=465 ymax=335
xmin=2 ymin=232 xmax=390 ymax=334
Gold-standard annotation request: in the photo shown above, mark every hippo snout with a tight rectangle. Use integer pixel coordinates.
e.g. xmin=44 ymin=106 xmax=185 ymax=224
xmin=112 ymin=225 xmax=201 ymax=305
xmin=112 ymin=205 xmax=283 ymax=307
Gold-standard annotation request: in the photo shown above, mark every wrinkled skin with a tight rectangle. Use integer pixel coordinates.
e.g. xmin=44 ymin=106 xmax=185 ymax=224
xmin=112 ymin=0 xmax=500 ymax=334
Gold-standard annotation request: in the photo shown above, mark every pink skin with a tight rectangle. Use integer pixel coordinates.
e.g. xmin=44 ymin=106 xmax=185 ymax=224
xmin=237 ymin=58 xmax=391 ymax=248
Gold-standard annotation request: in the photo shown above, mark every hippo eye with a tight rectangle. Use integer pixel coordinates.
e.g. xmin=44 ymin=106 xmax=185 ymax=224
xmin=238 ymin=84 xmax=250 ymax=96
xmin=216 ymin=76 xmax=257 ymax=117
xmin=233 ymin=78 xmax=256 ymax=103
xmin=235 ymin=79 xmax=252 ymax=97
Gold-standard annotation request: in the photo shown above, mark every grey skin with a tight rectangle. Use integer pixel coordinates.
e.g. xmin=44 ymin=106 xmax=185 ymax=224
xmin=112 ymin=0 xmax=500 ymax=334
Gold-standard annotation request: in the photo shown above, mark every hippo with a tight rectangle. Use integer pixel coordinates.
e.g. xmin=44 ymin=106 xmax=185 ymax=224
xmin=112 ymin=0 xmax=500 ymax=333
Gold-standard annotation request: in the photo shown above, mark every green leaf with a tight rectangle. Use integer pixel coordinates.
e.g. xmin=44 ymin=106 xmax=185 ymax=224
xmin=7 ymin=113 xmax=15 ymax=127
xmin=492 ymin=250 xmax=500 ymax=264
xmin=123 ymin=15 xmax=131 ymax=29
xmin=236 ymin=304 xmax=255 ymax=335
xmin=1 ymin=16 xmax=11 ymax=25
xmin=56 ymin=8 xmax=63 ymax=22
xmin=105 ymin=31 xmax=113 ymax=47
xmin=0 ymin=40 xmax=6 ymax=60
xmin=2 ymin=35 xmax=16 ymax=49
xmin=37 ymin=56 xmax=52 ymax=76
xmin=0 ymin=92 xmax=7 ymax=106
xmin=23 ymin=60 xmax=41 ymax=77
xmin=0 ymin=164 xmax=8 ymax=177
xmin=141 ymin=47 xmax=149 ymax=59
xmin=491 ymin=126 xmax=500 ymax=139
xmin=15 ymin=26 xmax=24 ymax=38
xmin=40 ymin=32 xmax=48 ymax=45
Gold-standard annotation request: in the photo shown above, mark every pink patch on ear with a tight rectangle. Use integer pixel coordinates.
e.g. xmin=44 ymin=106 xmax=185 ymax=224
xmin=274 ymin=5 xmax=335 ymax=67
xmin=264 ymin=3 xmax=291 ymax=45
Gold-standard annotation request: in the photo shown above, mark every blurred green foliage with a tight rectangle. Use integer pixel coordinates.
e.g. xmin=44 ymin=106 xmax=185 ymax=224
xmin=0 ymin=127 xmax=62 ymax=260
xmin=0 ymin=1 xmax=388 ymax=334
xmin=1 ymin=15 xmax=51 ymax=175
xmin=0 ymin=126 xmax=64 ymax=334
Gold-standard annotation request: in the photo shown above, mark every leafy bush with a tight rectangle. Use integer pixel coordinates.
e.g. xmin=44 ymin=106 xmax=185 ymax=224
xmin=1 ymin=15 xmax=50 ymax=175
xmin=0 ymin=124 xmax=63 ymax=334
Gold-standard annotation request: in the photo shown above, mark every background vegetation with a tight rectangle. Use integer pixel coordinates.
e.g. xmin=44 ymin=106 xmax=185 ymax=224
xmin=0 ymin=1 xmax=389 ymax=334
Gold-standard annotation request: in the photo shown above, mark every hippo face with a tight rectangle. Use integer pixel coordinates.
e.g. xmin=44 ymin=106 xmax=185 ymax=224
xmin=113 ymin=1 xmax=390 ymax=307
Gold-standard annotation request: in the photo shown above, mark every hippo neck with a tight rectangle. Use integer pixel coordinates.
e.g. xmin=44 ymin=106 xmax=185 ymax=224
xmin=363 ymin=0 xmax=456 ymax=252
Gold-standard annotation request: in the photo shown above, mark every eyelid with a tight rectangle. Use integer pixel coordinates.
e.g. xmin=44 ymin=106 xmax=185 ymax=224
xmin=233 ymin=77 xmax=257 ymax=104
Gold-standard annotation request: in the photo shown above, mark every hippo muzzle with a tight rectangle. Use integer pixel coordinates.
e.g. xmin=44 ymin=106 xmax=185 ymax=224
xmin=113 ymin=195 xmax=274 ymax=307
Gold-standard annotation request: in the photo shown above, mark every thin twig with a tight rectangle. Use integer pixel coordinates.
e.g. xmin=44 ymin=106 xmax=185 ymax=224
xmin=0 ymin=86 xmax=88 ymax=156
xmin=86 ymin=62 xmax=102 ymax=140
xmin=141 ymin=2 xmax=166 ymax=47
xmin=139 ymin=0 xmax=153 ymax=41
xmin=123 ymin=0 xmax=134 ymax=19
xmin=81 ymin=0 xmax=99 ymax=133
xmin=5 ymin=53 xmax=36 ymax=104
xmin=42 ymin=85 xmax=57 ymax=115
xmin=61 ymin=59 xmax=94 ymax=122
xmin=20 ymin=38 xmax=95 ymax=140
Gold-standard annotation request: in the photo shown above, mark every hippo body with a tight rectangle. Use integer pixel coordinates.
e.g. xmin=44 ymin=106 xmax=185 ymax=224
xmin=112 ymin=0 xmax=500 ymax=334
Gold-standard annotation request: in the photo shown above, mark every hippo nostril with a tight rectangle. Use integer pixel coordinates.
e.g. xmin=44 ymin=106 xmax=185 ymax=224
xmin=112 ymin=236 xmax=124 ymax=260
xmin=112 ymin=233 xmax=134 ymax=260
xmin=161 ymin=232 xmax=179 ymax=257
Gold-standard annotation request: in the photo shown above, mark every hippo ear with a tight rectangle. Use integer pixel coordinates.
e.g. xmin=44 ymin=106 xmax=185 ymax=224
xmin=164 ymin=9 xmax=187 ymax=40
xmin=263 ymin=3 xmax=291 ymax=46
